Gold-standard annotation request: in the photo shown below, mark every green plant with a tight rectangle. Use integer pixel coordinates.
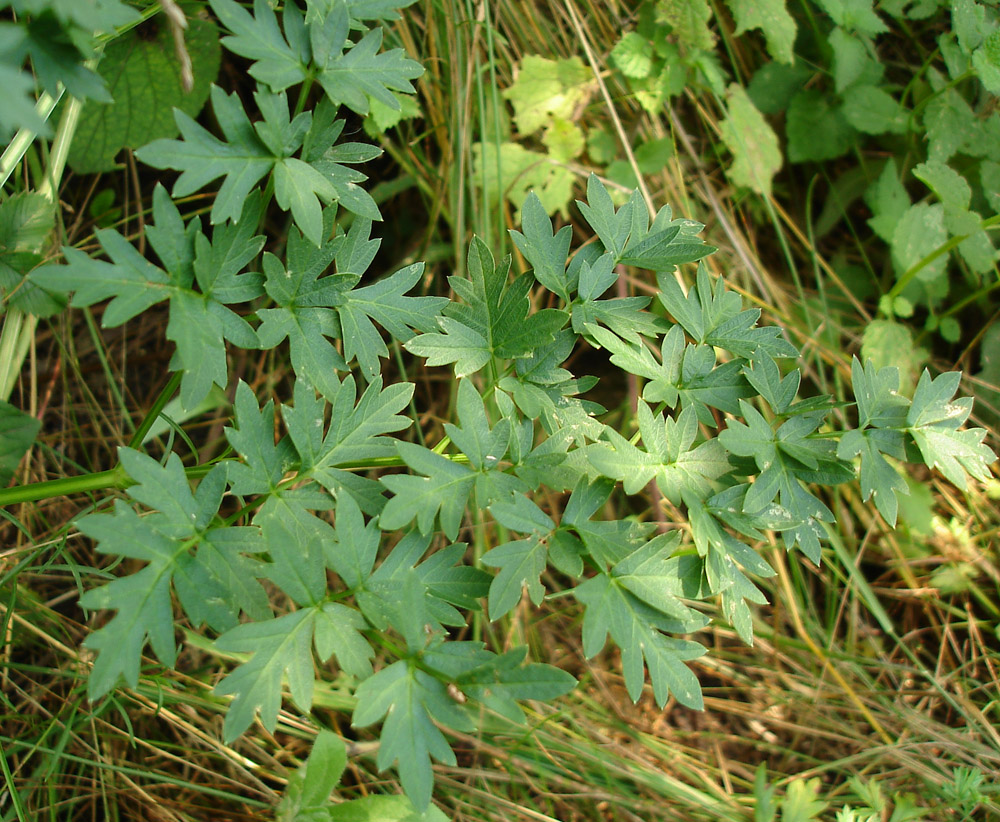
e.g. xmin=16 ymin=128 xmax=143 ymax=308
xmin=1 ymin=0 xmax=997 ymax=817
xmin=599 ymin=0 xmax=1000 ymax=399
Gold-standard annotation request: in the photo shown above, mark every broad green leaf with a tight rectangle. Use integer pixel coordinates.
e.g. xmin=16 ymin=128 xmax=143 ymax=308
xmin=611 ymin=32 xmax=656 ymax=79
xmin=0 ymin=192 xmax=63 ymax=316
xmin=382 ymin=382 xmax=529 ymax=537
xmin=225 ymin=386 xmax=286 ymax=497
xmin=860 ymin=320 xmax=926 ymax=395
xmin=725 ymin=0 xmax=796 ymax=64
xmin=78 ymin=501 xmax=178 ymax=697
xmin=923 ymin=86 xmax=981 ymax=163
xmin=972 ymin=29 xmax=1000 ymax=94
xmin=0 ymin=191 xmax=53 ymax=251
xmin=501 ymin=54 xmax=592 ymax=135
xmin=656 ymin=0 xmax=716 ymax=51
xmin=741 ymin=356 xmax=800 ymax=416
xmin=719 ymin=83 xmax=782 ymax=197
xmin=445 ymin=379 xmax=511 ymax=472
xmin=913 ymin=160 xmax=972 ymax=211
xmin=841 ymin=84 xmax=907 ymax=134
xmin=0 ymin=400 xmax=39 ymax=486
xmin=780 ymin=777 xmax=829 ymax=821
xmin=327 ymin=795 xmax=447 ymax=822
xmin=276 ymin=730 xmax=347 ymax=820
xmin=952 ymin=0 xmax=992 ymax=54
xmin=828 ymin=26 xmax=883 ymax=91
xmin=865 ymin=159 xmax=910 ymax=243
xmin=472 ymin=141 xmax=578 ymax=217
xmin=747 ymin=62 xmax=813 ymax=114
xmin=850 ymin=356 xmax=910 ymax=429
xmin=15 ymin=0 xmax=140 ymax=31
xmin=891 ymin=203 xmax=948 ymax=285
xmin=69 ymin=18 xmax=220 ymax=173
xmin=352 ymin=661 xmax=474 ymax=810
xmin=814 ymin=0 xmax=888 ymax=36
xmin=786 ymin=90 xmax=855 ymax=163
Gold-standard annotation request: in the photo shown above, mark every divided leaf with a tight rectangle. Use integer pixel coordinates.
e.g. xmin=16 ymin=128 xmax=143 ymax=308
xmin=79 ymin=452 xmax=268 ymax=699
xmin=575 ymin=553 xmax=706 ymax=709
xmin=352 ymin=661 xmax=474 ymax=811
xmin=906 ymin=369 xmax=996 ymax=487
xmin=405 ymin=237 xmax=566 ymax=377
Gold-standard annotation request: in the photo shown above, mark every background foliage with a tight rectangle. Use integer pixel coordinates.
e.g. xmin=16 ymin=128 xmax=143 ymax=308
xmin=1 ymin=1 xmax=999 ymax=821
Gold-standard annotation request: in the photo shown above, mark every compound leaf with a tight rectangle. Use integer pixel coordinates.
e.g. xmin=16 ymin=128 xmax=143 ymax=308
xmin=283 ymin=374 xmax=414 ymax=513
xmin=79 ymin=453 xmax=267 ymax=698
xmin=352 ymin=660 xmax=474 ymax=811
xmin=509 ymin=191 xmax=574 ymax=300
xmin=136 ymin=85 xmax=276 ymax=228
xmin=209 ymin=0 xmax=308 ymax=91
xmin=32 ymin=186 xmax=264 ymax=409
xmin=905 ymin=369 xmax=996 ymax=487
xmin=214 ymin=607 xmax=318 ymax=741
xmin=336 ymin=232 xmax=449 ymax=379
xmin=405 ymin=237 xmax=566 ymax=377
xmin=575 ymin=571 xmax=706 ymax=708
xmin=380 ymin=442 xmax=477 ymax=539
xmin=588 ymin=403 xmax=731 ymax=504
xmin=481 ymin=537 xmax=548 ymax=619
xmin=657 ymin=266 xmax=797 ymax=358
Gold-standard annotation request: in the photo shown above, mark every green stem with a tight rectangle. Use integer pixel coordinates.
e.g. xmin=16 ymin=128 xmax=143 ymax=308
xmin=128 ymin=371 xmax=184 ymax=449
xmin=0 ymin=453 xmax=473 ymax=508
